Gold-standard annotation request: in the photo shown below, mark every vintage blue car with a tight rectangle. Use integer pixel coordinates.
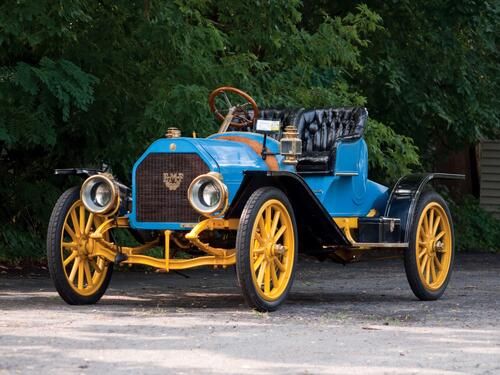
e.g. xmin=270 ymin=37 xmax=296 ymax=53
xmin=47 ymin=86 xmax=464 ymax=311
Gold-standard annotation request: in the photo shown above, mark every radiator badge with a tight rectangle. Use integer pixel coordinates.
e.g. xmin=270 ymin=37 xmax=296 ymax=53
xmin=163 ymin=172 xmax=184 ymax=191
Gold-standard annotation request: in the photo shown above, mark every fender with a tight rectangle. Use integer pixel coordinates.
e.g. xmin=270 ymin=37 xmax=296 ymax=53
xmin=384 ymin=173 xmax=465 ymax=242
xmin=53 ymin=167 xmax=157 ymax=243
xmin=225 ymin=171 xmax=350 ymax=253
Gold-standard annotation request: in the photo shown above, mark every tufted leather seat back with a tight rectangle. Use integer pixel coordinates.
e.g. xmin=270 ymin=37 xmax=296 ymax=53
xmin=293 ymin=107 xmax=368 ymax=172
xmin=295 ymin=107 xmax=367 ymax=153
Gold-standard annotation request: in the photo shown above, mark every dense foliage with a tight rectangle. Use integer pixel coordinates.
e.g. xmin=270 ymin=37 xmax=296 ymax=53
xmin=451 ymin=196 xmax=500 ymax=252
xmin=0 ymin=1 xmax=497 ymax=260
xmin=305 ymin=0 xmax=500 ymax=161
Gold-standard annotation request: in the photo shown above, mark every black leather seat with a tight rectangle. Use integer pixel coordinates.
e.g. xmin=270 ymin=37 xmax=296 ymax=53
xmin=294 ymin=107 xmax=368 ymax=173
xmin=239 ymin=106 xmax=368 ymax=173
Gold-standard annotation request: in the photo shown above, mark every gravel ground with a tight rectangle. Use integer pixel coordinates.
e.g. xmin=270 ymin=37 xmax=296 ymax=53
xmin=0 ymin=253 xmax=499 ymax=374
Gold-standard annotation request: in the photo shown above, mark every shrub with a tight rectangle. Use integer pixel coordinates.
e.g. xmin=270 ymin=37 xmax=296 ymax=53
xmin=450 ymin=196 xmax=500 ymax=253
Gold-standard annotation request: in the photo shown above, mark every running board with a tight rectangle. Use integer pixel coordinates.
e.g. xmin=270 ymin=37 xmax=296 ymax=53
xmin=350 ymin=242 xmax=408 ymax=248
xmin=323 ymin=242 xmax=408 ymax=250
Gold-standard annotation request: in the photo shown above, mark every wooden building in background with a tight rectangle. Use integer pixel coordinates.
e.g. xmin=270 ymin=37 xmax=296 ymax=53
xmin=479 ymin=141 xmax=500 ymax=219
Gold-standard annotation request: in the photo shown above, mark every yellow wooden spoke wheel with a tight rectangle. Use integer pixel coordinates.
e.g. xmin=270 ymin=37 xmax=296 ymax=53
xmin=236 ymin=187 xmax=297 ymax=311
xmin=47 ymin=187 xmax=113 ymax=305
xmin=404 ymin=191 xmax=454 ymax=300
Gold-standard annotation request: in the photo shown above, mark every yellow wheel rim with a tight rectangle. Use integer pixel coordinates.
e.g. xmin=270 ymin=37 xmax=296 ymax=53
xmin=60 ymin=200 xmax=109 ymax=296
xmin=416 ymin=202 xmax=452 ymax=291
xmin=250 ymin=199 xmax=295 ymax=301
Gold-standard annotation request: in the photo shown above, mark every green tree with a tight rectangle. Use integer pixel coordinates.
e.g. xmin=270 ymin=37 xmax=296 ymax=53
xmin=320 ymin=0 xmax=499 ymax=162
xmin=0 ymin=1 xmax=419 ymax=260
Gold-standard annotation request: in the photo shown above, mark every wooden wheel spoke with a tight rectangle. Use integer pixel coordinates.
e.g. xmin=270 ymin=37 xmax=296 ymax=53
xmin=432 ymin=216 xmax=441 ymax=236
xmin=70 ymin=210 xmax=80 ymax=236
xmin=79 ymin=205 xmax=85 ymax=235
xmin=270 ymin=210 xmax=281 ymax=238
xmin=62 ymin=241 xmax=77 ymax=250
xmin=423 ymin=214 xmax=429 ymax=235
xmin=264 ymin=262 xmax=271 ymax=293
xmin=271 ymin=260 xmax=279 ymax=286
xmin=273 ymin=225 xmax=287 ymax=243
xmin=428 ymin=209 xmax=435 ymax=235
xmin=434 ymin=256 xmax=442 ymax=271
xmin=63 ymin=251 xmax=78 ymax=267
xmin=435 ymin=230 xmax=445 ymax=242
xmin=265 ymin=207 xmax=272 ymax=233
xmin=420 ymin=254 xmax=429 ymax=270
xmin=425 ymin=259 xmax=431 ymax=284
xmin=64 ymin=223 xmax=77 ymax=241
xmin=68 ymin=257 xmax=80 ymax=283
xmin=274 ymin=256 xmax=285 ymax=272
xmin=84 ymin=212 xmax=95 ymax=236
xmin=253 ymin=254 xmax=265 ymax=272
xmin=255 ymin=233 xmax=265 ymax=246
xmin=258 ymin=217 xmax=267 ymax=238
xmin=256 ymin=260 xmax=267 ymax=287
xmin=83 ymin=261 xmax=93 ymax=287
xmin=77 ymin=261 xmax=84 ymax=290
xmin=418 ymin=247 xmax=427 ymax=259
xmin=430 ymin=258 xmax=437 ymax=282
xmin=253 ymin=246 xmax=265 ymax=254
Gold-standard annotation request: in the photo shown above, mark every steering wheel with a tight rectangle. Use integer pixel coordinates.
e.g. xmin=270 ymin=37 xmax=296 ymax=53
xmin=208 ymin=87 xmax=259 ymax=131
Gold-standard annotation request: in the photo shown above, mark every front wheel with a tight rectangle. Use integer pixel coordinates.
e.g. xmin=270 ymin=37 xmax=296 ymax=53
xmin=235 ymin=187 xmax=298 ymax=311
xmin=47 ymin=187 xmax=113 ymax=305
xmin=404 ymin=191 xmax=454 ymax=300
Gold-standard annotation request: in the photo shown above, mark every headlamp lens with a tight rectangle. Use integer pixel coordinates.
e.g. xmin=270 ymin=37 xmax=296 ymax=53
xmin=199 ymin=182 xmax=221 ymax=209
xmin=94 ymin=183 xmax=112 ymax=207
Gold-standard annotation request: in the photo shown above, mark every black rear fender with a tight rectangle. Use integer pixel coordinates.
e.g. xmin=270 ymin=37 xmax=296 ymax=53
xmin=384 ymin=173 xmax=465 ymax=242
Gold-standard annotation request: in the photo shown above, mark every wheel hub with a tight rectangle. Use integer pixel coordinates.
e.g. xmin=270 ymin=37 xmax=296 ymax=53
xmin=433 ymin=240 xmax=444 ymax=253
xmin=77 ymin=235 xmax=93 ymax=258
xmin=262 ymin=241 xmax=286 ymax=259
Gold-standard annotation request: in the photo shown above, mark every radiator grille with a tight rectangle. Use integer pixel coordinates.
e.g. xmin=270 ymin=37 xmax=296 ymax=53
xmin=135 ymin=153 xmax=209 ymax=222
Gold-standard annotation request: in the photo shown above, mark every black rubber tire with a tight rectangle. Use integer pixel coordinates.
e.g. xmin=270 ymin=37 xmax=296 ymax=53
xmin=235 ymin=187 xmax=298 ymax=312
xmin=404 ymin=190 xmax=455 ymax=301
xmin=47 ymin=186 xmax=113 ymax=305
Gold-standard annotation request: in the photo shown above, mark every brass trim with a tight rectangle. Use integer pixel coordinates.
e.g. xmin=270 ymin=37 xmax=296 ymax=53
xmin=80 ymin=174 xmax=120 ymax=215
xmin=165 ymin=127 xmax=181 ymax=138
xmin=187 ymin=172 xmax=229 ymax=217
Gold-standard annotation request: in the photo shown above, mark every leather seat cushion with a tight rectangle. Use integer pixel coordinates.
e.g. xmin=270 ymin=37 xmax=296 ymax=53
xmin=297 ymin=151 xmax=334 ymax=172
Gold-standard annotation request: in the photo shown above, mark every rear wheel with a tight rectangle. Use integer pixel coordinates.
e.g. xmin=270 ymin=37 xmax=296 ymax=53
xmin=404 ymin=191 xmax=454 ymax=300
xmin=47 ymin=187 xmax=113 ymax=305
xmin=236 ymin=187 xmax=298 ymax=311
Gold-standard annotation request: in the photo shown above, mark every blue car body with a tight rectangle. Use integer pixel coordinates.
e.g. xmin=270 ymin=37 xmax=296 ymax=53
xmin=129 ymin=131 xmax=389 ymax=231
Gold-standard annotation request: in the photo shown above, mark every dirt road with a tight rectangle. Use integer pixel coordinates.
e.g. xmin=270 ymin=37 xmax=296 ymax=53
xmin=1 ymin=253 xmax=499 ymax=374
